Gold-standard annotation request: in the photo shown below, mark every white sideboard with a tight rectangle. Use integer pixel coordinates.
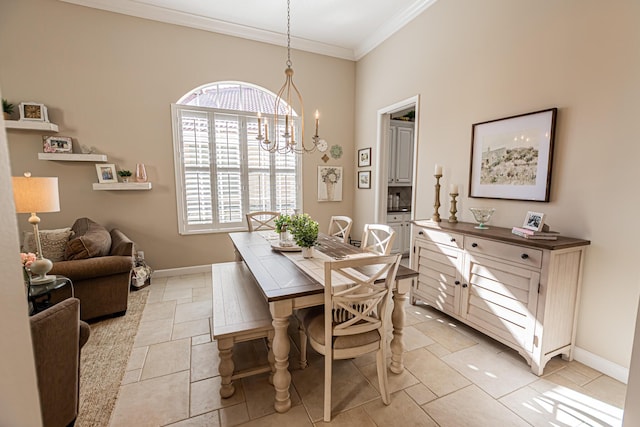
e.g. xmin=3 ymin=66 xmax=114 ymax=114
xmin=411 ymin=220 xmax=590 ymax=375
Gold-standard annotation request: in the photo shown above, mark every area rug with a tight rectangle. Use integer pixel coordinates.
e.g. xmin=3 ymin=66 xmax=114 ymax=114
xmin=76 ymin=288 xmax=149 ymax=427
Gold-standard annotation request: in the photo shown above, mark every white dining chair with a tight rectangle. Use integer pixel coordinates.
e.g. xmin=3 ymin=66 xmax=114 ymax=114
xmin=361 ymin=223 xmax=396 ymax=255
xmin=245 ymin=211 xmax=280 ymax=232
xmin=302 ymin=254 xmax=402 ymax=421
xmin=327 ymin=215 xmax=353 ymax=244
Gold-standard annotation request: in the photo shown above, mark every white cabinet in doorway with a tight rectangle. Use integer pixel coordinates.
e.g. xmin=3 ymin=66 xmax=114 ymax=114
xmin=388 ymin=120 xmax=414 ymax=186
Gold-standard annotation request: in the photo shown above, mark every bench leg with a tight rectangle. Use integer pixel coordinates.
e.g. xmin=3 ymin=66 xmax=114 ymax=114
xmin=218 ymin=338 xmax=235 ymax=398
xmin=267 ymin=331 xmax=275 ymax=385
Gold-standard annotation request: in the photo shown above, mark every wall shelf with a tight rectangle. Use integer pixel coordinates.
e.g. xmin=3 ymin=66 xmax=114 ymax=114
xmin=92 ymin=182 xmax=152 ymax=191
xmin=4 ymin=120 xmax=59 ymax=132
xmin=38 ymin=153 xmax=108 ymax=162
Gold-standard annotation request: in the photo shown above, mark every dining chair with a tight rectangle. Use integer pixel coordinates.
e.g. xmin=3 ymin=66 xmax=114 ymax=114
xmin=327 ymin=215 xmax=353 ymax=244
xmin=361 ymin=223 xmax=396 ymax=255
xmin=246 ymin=211 xmax=280 ymax=232
xmin=302 ymin=254 xmax=402 ymax=421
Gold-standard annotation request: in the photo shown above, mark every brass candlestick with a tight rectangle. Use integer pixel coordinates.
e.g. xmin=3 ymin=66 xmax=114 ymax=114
xmin=449 ymin=193 xmax=459 ymax=223
xmin=431 ymin=174 xmax=442 ymax=222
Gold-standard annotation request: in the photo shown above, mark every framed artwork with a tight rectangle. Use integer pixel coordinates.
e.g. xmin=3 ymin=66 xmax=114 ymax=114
xmin=95 ymin=164 xmax=118 ymax=183
xmin=358 ymin=147 xmax=371 ymax=167
xmin=358 ymin=170 xmax=371 ymax=189
xmin=469 ymin=108 xmax=557 ymax=202
xmin=19 ymin=102 xmax=48 ymax=122
xmin=43 ymin=136 xmax=72 ymax=153
xmin=318 ymin=166 xmax=343 ymax=202
xmin=522 ymin=211 xmax=546 ymax=231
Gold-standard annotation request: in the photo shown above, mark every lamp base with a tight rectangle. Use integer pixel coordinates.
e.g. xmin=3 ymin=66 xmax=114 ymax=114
xmin=30 ymin=274 xmax=57 ymax=285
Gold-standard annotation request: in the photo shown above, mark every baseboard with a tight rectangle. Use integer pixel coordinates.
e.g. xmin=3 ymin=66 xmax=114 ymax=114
xmin=574 ymin=346 xmax=629 ymax=384
xmin=153 ymin=265 xmax=211 ymax=278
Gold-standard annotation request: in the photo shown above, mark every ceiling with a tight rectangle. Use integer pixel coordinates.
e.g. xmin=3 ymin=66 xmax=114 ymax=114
xmin=60 ymin=0 xmax=438 ymax=60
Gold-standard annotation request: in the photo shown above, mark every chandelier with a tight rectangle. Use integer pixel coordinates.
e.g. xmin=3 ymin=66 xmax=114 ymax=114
xmin=257 ymin=0 xmax=320 ymax=154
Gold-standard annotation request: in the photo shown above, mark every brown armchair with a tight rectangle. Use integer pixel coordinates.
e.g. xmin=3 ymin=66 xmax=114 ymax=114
xmin=50 ymin=225 xmax=134 ymax=321
xmin=30 ymin=298 xmax=90 ymax=427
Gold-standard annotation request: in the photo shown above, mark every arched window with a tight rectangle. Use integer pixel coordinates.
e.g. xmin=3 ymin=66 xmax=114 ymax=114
xmin=172 ymin=81 xmax=301 ymax=234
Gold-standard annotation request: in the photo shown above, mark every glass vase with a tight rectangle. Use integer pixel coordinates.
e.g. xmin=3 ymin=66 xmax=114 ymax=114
xmin=135 ymin=163 xmax=148 ymax=182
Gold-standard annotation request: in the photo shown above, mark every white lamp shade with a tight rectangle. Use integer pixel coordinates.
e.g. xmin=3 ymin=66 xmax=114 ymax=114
xmin=12 ymin=176 xmax=60 ymax=214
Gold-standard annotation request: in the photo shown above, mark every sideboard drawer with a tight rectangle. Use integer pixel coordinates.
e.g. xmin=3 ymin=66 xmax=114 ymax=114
xmin=415 ymin=227 xmax=464 ymax=249
xmin=464 ymin=237 xmax=542 ymax=269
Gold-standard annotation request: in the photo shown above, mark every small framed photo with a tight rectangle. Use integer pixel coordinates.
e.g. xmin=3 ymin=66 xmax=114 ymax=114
xmin=19 ymin=102 xmax=48 ymax=122
xmin=358 ymin=170 xmax=371 ymax=189
xmin=522 ymin=211 xmax=545 ymax=231
xmin=43 ymin=136 xmax=72 ymax=153
xmin=358 ymin=147 xmax=371 ymax=167
xmin=96 ymin=164 xmax=118 ymax=184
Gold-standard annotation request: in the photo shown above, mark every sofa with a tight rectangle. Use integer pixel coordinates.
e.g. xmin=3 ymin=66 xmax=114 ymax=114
xmin=30 ymin=298 xmax=90 ymax=427
xmin=25 ymin=217 xmax=135 ymax=321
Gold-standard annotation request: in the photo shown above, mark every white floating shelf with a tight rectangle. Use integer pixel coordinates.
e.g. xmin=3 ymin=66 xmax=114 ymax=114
xmin=38 ymin=153 xmax=108 ymax=162
xmin=5 ymin=120 xmax=59 ymax=132
xmin=93 ymin=182 xmax=152 ymax=191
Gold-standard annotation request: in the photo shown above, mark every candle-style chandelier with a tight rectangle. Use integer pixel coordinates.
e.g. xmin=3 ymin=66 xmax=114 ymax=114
xmin=257 ymin=0 xmax=321 ymax=154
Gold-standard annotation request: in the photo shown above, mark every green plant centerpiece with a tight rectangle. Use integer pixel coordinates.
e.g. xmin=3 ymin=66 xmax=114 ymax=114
xmin=2 ymin=98 xmax=14 ymax=119
xmin=118 ymin=170 xmax=132 ymax=182
xmin=275 ymin=214 xmax=293 ymax=246
xmin=289 ymin=213 xmax=319 ymax=257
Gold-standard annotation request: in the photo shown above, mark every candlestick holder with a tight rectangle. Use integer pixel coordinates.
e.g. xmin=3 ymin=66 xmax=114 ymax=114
xmin=449 ymin=193 xmax=459 ymax=223
xmin=431 ymin=174 xmax=442 ymax=222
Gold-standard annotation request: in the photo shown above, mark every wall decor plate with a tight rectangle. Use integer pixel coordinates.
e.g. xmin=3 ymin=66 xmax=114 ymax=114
xmin=330 ymin=144 xmax=343 ymax=159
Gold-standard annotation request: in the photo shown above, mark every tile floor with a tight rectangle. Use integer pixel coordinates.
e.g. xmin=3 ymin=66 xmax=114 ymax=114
xmin=108 ymin=271 xmax=627 ymax=426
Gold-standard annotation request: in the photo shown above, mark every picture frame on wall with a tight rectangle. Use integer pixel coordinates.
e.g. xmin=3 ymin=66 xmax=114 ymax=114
xmin=95 ymin=164 xmax=118 ymax=184
xmin=317 ymin=166 xmax=343 ymax=202
xmin=358 ymin=170 xmax=371 ymax=189
xmin=19 ymin=102 xmax=48 ymax=122
xmin=522 ymin=211 xmax=546 ymax=231
xmin=43 ymin=136 xmax=72 ymax=153
xmin=358 ymin=147 xmax=371 ymax=167
xmin=469 ymin=108 xmax=557 ymax=202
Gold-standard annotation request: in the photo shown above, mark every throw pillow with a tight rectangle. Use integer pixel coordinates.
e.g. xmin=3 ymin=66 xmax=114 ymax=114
xmin=64 ymin=218 xmax=112 ymax=260
xmin=23 ymin=228 xmax=74 ymax=262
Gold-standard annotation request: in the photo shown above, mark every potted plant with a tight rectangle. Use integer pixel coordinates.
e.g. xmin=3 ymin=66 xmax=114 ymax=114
xmin=289 ymin=213 xmax=319 ymax=258
xmin=117 ymin=170 xmax=132 ymax=182
xmin=2 ymin=99 xmax=14 ymax=120
xmin=274 ymin=214 xmax=292 ymax=246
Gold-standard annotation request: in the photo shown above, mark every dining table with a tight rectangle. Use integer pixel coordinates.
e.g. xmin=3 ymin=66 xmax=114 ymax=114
xmin=228 ymin=231 xmax=419 ymax=413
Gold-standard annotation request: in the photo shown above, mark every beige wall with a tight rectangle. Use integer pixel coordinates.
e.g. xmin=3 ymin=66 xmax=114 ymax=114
xmin=0 ymin=0 xmax=355 ymax=270
xmin=354 ymin=0 xmax=640 ymax=370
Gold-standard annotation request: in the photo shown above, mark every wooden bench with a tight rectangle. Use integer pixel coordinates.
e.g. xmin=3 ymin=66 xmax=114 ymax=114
xmin=211 ymin=262 xmax=274 ymax=398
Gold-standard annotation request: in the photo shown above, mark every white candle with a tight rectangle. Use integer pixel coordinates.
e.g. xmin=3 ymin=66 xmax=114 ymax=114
xmin=314 ymin=110 xmax=319 ymax=136
xmin=450 ymin=184 xmax=458 ymax=194
xmin=257 ymin=112 xmax=262 ymax=137
xmin=434 ymin=164 xmax=442 ymax=175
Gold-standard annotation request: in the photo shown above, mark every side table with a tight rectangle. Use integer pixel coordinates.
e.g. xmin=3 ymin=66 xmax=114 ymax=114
xmin=28 ymin=276 xmax=74 ymax=315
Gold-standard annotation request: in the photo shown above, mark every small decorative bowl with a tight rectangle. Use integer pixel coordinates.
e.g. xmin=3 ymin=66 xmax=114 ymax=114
xmin=469 ymin=207 xmax=495 ymax=229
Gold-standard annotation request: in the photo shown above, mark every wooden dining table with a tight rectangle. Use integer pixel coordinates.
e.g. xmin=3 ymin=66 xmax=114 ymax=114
xmin=228 ymin=231 xmax=418 ymax=413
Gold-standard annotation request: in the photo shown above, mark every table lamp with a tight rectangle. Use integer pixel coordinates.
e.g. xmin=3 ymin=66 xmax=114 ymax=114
xmin=12 ymin=172 xmax=60 ymax=284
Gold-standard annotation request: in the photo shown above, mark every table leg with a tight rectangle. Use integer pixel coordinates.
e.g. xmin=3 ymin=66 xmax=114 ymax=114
xmin=270 ymin=301 xmax=292 ymax=413
xmin=390 ymin=288 xmax=408 ymax=374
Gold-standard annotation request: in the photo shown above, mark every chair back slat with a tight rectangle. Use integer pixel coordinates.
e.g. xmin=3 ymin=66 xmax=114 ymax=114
xmin=328 ymin=216 xmax=353 ymax=244
xmin=246 ymin=211 xmax=280 ymax=232
xmin=361 ymin=224 xmax=396 ymax=255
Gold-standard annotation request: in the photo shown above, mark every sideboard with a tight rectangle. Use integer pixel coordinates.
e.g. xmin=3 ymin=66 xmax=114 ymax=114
xmin=411 ymin=219 xmax=590 ymax=375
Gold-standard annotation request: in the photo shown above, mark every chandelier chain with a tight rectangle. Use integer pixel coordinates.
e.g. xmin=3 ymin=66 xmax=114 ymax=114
xmin=286 ymin=0 xmax=291 ymax=67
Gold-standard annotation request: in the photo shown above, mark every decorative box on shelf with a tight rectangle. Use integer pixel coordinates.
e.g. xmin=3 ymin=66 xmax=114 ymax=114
xmin=92 ymin=182 xmax=152 ymax=191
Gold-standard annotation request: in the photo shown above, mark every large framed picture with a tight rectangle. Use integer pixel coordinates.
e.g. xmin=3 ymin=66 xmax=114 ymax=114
xmin=95 ymin=164 xmax=118 ymax=184
xmin=318 ymin=166 xmax=343 ymax=202
xmin=358 ymin=170 xmax=371 ymax=189
xmin=19 ymin=102 xmax=48 ymax=122
xmin=43 ymin=136 xmax=72 ymax=153
xmin=469 ymin=108 xmax=557 ymax=202
xmin=358 ymin=147 xmax=371 ymax=167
